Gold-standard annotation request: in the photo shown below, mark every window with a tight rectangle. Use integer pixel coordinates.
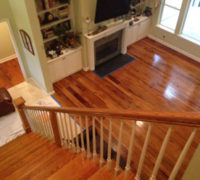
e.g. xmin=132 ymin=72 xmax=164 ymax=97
xmin=182 ymin=0 xmax=200 ymax=43
xmin=159 ymin=0 xmax=183 ymax=31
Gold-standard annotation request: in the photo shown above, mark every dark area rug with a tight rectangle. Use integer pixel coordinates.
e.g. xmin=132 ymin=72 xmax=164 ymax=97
xmin=94 ymin=54 xmax=136 ymax=78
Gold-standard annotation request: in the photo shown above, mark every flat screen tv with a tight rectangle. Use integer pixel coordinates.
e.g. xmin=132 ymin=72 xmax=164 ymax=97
xmin=95 ymin=0 xmax=130 ymax=23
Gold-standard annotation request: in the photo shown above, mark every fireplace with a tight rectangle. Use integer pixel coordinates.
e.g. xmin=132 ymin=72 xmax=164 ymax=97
xmin=94 ymin=30 xmax=122 ymax=66
xmin=84 ymin=21 xmax=128 ymax=70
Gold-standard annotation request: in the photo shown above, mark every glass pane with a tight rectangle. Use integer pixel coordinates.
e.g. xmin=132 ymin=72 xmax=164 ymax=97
xmin=165 ymin=0 xmax=183 ymax=9
xmin=160 ymin=5 xmax=179 ymax=30
xmin=182 ymin=0 xmax=200 ymax=42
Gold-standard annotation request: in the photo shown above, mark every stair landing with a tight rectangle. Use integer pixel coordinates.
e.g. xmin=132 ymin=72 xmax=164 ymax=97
xmin=0 ymin=133 xmax=135 ymax=180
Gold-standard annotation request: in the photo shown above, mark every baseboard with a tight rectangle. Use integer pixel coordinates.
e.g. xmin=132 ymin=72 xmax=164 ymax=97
xmin=0 ymin=54 xmax=17 ymax=64
xmin=148 ymin=35 xmax=200 ymax=63
xmin=48 ymin=90 xmax=55 ymax=95
xmin=83 ymin=66 xmax=89 ymax=71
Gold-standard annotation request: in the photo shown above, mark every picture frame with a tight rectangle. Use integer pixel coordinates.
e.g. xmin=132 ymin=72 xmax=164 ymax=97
xmin=19 ymin=29 xmax=35 ymax=55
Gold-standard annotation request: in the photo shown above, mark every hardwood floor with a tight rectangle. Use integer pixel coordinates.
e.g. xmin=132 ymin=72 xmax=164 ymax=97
xmin=0 ymin=58 xmax=24 ymax=89
xmin=0 ymin=132 xmax=135 ymax=180
xmin=53 ymin=38 xmax=200 ymax=180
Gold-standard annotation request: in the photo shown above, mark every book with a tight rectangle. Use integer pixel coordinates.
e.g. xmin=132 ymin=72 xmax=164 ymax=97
xmin=41 ymin=0 xmax=46 ymax=9
xmin=45 ymin=0 xmax=49 ymax=9
xmin=48 ymin=0 xmax=53 ymax=8
xmin=40 ymin=0 xmax=44 ymax=10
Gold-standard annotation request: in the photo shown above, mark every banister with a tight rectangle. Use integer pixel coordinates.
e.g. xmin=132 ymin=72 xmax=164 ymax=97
xmin=23 ymin=105 xmax=200 ymax=127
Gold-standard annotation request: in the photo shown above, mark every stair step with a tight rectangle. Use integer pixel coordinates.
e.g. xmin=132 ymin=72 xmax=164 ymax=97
xmin=47 ymin=155 xmax=100 ymax=180
xmin=88 ymin=161 xmax=121 ymax=180
xmin=116 ymin=171 xmax=136 ymax=180
xmin=0 ymin=133 xmax=38 ymax=158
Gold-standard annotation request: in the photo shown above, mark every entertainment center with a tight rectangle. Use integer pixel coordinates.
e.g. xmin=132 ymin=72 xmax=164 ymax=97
xmin=33 ymin=0 xmax=152 ymax=84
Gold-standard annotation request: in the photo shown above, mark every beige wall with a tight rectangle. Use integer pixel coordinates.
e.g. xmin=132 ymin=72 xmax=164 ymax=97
xmin=0 ymin=21 xmax=15 ymax=60
xmin=0 ymin=0 xmax=30 ymax=78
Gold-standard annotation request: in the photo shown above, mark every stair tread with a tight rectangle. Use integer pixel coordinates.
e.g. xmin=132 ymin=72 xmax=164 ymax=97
xmin=30 ymin=149 xmax=76 ymax=180
xmin=0 ymin=140 xmax=57 ymax=178
xmin=0 ymin=133 xmax=49 ymax=168
xmin=47 ymin=154 xmax=100 ymax=180
xmin=88 ymin=161 xmax=121 ymax=180
xmin=116 ymin=171 xmax=136 ymax=180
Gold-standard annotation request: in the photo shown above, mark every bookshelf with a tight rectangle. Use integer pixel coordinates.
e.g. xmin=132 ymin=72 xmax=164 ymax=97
xmin=35 ymin=0 xmax=80 ymax=60
xmin=34 ymin=0 xmax=82 ymax=83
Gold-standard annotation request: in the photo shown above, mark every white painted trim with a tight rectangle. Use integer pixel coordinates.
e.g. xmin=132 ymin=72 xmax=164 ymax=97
xmin=28 ymin=77 xmax=48 ymax=95
xmin=48 ymin=90 xmax=55 ymax=95
xmin=0 ymin=54 xmax=17 ymax=64
xmin=148 ymin=34 xmax=200 ymax=63
xmin=83 ymin=66 xmax=89 ymax=71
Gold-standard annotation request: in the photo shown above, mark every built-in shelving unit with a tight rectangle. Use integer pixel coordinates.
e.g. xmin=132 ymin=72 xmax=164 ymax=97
xmin=34 ymin=0 xmax=82 ymax=83
xmin=35 ymin=0 xmax=81 ymax=61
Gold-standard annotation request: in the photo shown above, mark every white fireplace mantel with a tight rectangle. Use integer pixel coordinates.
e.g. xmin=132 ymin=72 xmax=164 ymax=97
xmin=84 ymin=20 xmax=130 ymax=71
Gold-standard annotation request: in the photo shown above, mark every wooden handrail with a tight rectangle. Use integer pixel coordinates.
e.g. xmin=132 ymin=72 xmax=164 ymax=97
xmin=23 ymin=105 xmax=200 ymax=127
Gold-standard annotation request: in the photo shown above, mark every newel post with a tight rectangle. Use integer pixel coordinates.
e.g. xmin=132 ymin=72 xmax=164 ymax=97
xmin=50 ymin=111 xmax=61 ymax=147
xmin=13 ymin=97 xmax=31 ymax=133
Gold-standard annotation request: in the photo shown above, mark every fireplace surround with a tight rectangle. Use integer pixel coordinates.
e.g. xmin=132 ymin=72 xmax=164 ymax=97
xmin=84 ymin=20 xmax=129 ymax=70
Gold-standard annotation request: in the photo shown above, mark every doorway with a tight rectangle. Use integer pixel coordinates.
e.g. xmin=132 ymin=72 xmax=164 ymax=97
xmin=0 ymin=21 xmax=24 ymax=89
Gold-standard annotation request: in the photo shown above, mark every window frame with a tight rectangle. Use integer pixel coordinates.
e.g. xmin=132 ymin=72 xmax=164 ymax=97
xmin=158 ymin=0 xmax=183 ymax=31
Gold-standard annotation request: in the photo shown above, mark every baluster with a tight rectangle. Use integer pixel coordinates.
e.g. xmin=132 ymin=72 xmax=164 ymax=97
xmin=125 ymin=121 xmax=136 ymax=179
xmin=115 ymin=119 xmax=124 ymax=177
xmin=43 ymin=110 xmax=53 ymax=140
xmin=56 ymin=113 xmax=64 ymax=145
xmin=49 ymin=111 xmax=61 ymax=147
xmin=63 ymin=113 xmax=71 ymax=149
xmin=135 ymin=123 xmax=152 ymax=180
xmin=150 ymin=125 xmax=173 ymax=180
xmin=39 ymin=110 xmax=48 ymax=138
xmin=45 ymin=111 xmax=54 ymax=141
xmin=100 ymin=117 xmax=104 ymax=167
xmin=169 ymin=128 xmax=197 ymax=180
xmin=79 ymin=115 xmax=86 ymax=156
xmin=41 ymin=110 xmax=51 ymax=139
xmin=107 ymin=118 xmax=112 ymax=169
xmin=69 ymin=114 xmax=76 ymax=152
xmin=34 ymin=110 xmax=43 ymax=136
xmin=74 ymin=115 xmax=80 ymax=153
xmin=92 ymin=116 xmax=97 ymax=162
xmin=33 ymin=110 xmax=41 ymax=134
xmin=29 ymin=110 xmax=37 ymax=132
xmin=60 ymin=113 xmax=68 ymax=147
xmin=86 ymin=115 xmax=91 ymax=159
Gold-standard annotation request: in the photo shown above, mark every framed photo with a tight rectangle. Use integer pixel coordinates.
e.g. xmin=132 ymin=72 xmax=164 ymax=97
xmin=19 ymin=29 xmax=35 ymax=55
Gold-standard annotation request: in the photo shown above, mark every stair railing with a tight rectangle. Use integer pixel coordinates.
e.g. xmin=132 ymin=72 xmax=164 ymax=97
xmin=14 ymin=97 xmax=200 ymax=180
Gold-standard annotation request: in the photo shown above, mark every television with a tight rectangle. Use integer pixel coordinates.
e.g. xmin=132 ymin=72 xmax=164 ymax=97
xmin=95 ymin=0 xmax=131 ymax=23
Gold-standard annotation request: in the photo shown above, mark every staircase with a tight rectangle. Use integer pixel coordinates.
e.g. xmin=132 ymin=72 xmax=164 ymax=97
xmin=0 ymin=132 xmax=134 ymax=180
xmin=1 ymin=97 xmax=200 ymax=180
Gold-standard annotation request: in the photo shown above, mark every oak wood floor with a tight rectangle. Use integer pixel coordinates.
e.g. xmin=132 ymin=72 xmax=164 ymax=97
xmin=0 ymin=58 xmax=24 ymax=89
xmin=0 ymin=132 xmax=135 ymax=180
xmin=53 ymin=38 xmax=200 ymax=180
